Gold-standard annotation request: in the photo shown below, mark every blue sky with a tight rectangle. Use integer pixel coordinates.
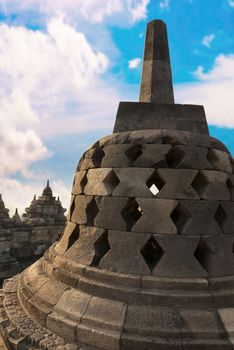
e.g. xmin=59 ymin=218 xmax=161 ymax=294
xmin=0 ymin=0 xmax=233 ymax=213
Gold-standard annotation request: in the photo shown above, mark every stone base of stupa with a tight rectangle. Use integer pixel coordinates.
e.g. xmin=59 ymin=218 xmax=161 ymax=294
xmin=1 ymin=245 xmax=234 ymax=350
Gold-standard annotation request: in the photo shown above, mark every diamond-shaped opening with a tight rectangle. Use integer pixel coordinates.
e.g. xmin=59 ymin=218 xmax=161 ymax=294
xmin=227 ymin=178 xmax=234 ymax=195
xmin=80 ymin=173 xmax=88 ymax=193
xmin=147 ymin=171 xmax=165 ymax=196
xmin=166 ymin=147 xmax=186 ymax=168
xmin=141 ymin=236 xmax=164 ymax=273
xmin=91 ymin=230 xmax=110 ymax=266
xmin=171 ymin=203 xmax=190 ymax=233
xmin=76 ymin=154 xmax=85 ymax=172
xmin=86 ymin=197 xmax=99 ymax=226
xmin=214 ymin=204 xmax=227 ymax=230
xmin=207 ymin=149 xmax=218 ymax=168
xmin=92 ymin=147 xmax=105 ymax=167
xmin=68 ymin=196 xmax=76 ymax=220
xmin=191 ymin=172 xmax=208 ymax=196
xmin=125 ymin=145 xmax=143 ymax=163
xmin=67 ymin=225 xmax=80 ymax=251
xmin=103 ymin=170 xmax=120 ymax=194
xmin=121 ymin=198 xmax=143 ymax=231
xmin=194 ymin=239 xmax=214 ymax=272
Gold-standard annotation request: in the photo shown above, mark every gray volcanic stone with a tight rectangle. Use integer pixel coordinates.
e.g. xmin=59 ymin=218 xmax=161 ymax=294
xmin=133 ymin=144 xmax=171 ymax=167
xmin=192 ymin=170 xmax=231 ymax=200
xmin=95 ymin=197 xmax=129 ymax=231
xmin=101 ymin=144 xmax=131 ymax=168
xmin=132 ymin=198 xmax=177 ymax=234
xmin=139 ymin=20 xmax=174 ymax=104
xmin=153 ymin=235 xmax=208 ymax=277
xmin=156 ymin=168 xmax=200 ymax=199
xmin=208 ymin=149 xmax=233 ymax=173
xmin=167 ymin=145 xmax=211 ymax=169
xmin=173 ymin=200 xmax=222 ymax=235
xmin=99 ymin=231 xmax=151 ymax=274
xmin=85 ymin=168 xmax=118 ymax=196
xmin=72 ymin=171 xmax=87 ymax=195
xmin=113 ymin=168 xmax=154 ymax=197
xmin=114 ymin=102 xmax=209 ymax=135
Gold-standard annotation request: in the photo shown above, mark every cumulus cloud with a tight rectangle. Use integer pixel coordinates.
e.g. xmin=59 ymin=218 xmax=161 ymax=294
xmin=129 ymin=0 xmax=149 ymax=22
xmin=159 ymin=0 xmax=170 ymax=9
xmin=202 ymin=34 xmax=215 ymax=48
xmin=0 ymin=0 xmax=150 ymax=23
xmin=0 ymin=15 xmax=120 ymax=140
xmin=128 ymin=57 xmax=141 ymax=69
xmin=0 ymin=15 xmax=123 ymax=211
xmin=175 ymin=54 xmax=234 ymax=128
xmin=228 ymin=0 xmax=234 ymax=7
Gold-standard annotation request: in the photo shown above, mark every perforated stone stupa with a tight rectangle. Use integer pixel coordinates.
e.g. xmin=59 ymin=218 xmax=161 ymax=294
xmin=1 ymin=19 xmax=234 ymax=350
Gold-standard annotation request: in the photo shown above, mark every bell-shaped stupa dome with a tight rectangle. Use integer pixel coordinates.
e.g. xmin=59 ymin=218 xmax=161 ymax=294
xmin=0 ymin=20 xmax=234 ymax=350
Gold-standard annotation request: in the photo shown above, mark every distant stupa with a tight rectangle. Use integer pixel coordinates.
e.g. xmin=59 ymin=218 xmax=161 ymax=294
xmin=0 ymin=20 xmax=234 ymax=350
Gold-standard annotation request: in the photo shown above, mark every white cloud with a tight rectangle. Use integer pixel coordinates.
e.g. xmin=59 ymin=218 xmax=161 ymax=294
xmin=175 ymin=54 xmax=234 ymax=128
xmin=0 ymin=15 xmax=125 ymax=211
xmin=0 ymin=0 xmax=150 ymax=23
xmin=159 ymin=0 xmax=170 ymax=9
xmin=0 ymin=10 xmax=144 ymax=215
xmin=0 ymin=177 xmax=70 ymax=215
xmin=129 ymin=0 xmax=149 ymax=22
xmin=0 ymin=15 xmax=119 ymax=141
xmin=228 ymin=0 xmax=234 ymax=7
xmin=128 ymin=57 xmax=141 ymax=69
xmin=202 ymin=34 xmax=215 ymax=48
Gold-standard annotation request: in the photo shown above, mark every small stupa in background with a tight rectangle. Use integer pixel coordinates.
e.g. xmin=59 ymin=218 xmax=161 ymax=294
xmin=0 ymin=181 xmax=66 ymax=282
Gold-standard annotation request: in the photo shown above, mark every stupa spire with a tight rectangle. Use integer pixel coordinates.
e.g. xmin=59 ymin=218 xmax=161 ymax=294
xmin=139 ymin=19 xmax=174 ymax=104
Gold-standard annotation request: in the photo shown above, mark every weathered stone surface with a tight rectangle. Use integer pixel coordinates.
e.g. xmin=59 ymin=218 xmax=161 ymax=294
xmin=72 ymin=171 xmax=87 ymax=195
xmin=85 ymin=168 xmax=119 ymax=196
xmin=99 ymin=231 xmax=151 ymax=274
xmin=132 ymin=198 xmax=177 ymax=234
xmin=215 ymin=202 xmax=234 ymax=234
xmin=152 ymin=235 xmax=208 ymax=277
xmin=192 ymin=170 xmax=230 ymax=200
xmin=167 ymin=145 xmax=211 ymax=169
xmin=55 ymin=222 xmax=79 ymax=255
xmin=82 ymin=296 xmax=126 ymax=330
xmin=208 ymin=149 xmax=233 ymax=173
xmin=218 ymin=308 xmax=234 ymax=338
xmin=180 ymin=309 xmax=226 ymax=338
xmin=47 ymin=313 xmax=77 ymax=341
xmin=53 ymin=289 xmax=91 ymax=322
xmin=114 ymin=102 xmax=209 ymax=135
xmin=172 ymin=200 xmax=222 ymax=235
xmin=156 ymin=169 xmax=199 ymax=199
xmin=131 ymin=144 xmax=171 ymax=167
xmin=71 ymin=195 xmax=98 ymax=226
xmin=65 ymin=226 xmax=108 ymax=265
xmin=229 ymin=174 xmax=234 ymax=200
xmin=102 ymin=144 xmax=131 ymax=167
xmin=113 ymin=168 xmax=154 ymax=197
xmin=139 ymin=20 xmax=174 ymax=104
xmin=195 ymin=236 xmax=234 ymax=277
xmin=77 ymin=147 xmax=105 ymax=171
xmin=95 ymin=197 xmax=129 ymax=231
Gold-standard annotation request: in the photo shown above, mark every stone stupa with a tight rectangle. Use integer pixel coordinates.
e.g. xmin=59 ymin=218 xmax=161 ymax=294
xmin=0 ymin=19 xmax=234 ymax=350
